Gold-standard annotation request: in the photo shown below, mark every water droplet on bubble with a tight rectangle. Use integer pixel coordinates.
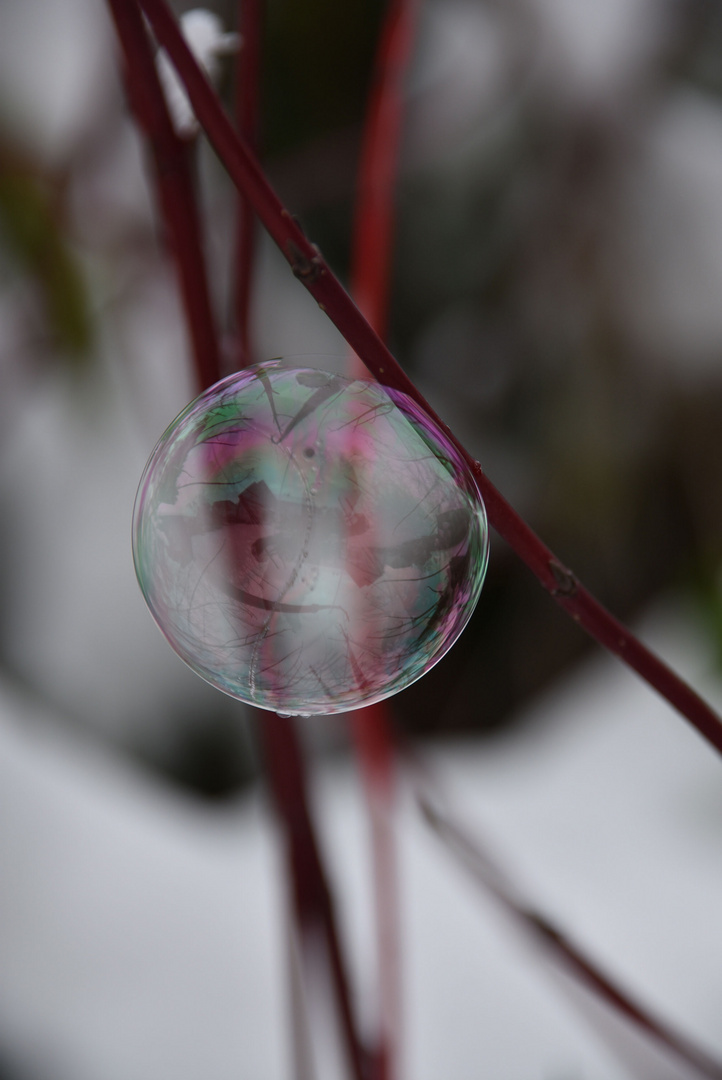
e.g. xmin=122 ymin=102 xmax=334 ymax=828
xmin=132 ymin=359 xmax=489 ymax=715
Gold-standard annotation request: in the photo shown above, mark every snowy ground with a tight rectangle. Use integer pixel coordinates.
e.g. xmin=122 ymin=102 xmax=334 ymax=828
xmin=0 ymin=601 xmax=720 ymax=1080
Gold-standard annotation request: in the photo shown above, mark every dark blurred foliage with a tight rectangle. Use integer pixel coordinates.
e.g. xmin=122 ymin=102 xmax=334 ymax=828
xmin=0 ymin=143 xmax=92 ymax=367
xmin=261 ymin=0 xmax=387 ymax=155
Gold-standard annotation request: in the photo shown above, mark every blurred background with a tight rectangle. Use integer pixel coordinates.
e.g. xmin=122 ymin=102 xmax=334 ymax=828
xmin=0 ymin=0 xmax=722 ymax=1077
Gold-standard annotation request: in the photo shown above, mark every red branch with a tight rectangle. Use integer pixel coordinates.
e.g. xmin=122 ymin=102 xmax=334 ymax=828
xmin=106 ymin=0 xmax=220 ymax=393
xmin=129 ymin=0 xmax=722 ymax=760
xmin=351 ymin=704 xmax=399 ymax=1080
xmin=347 ymin=2 xmax=421 ymax=1076
xmin=230 ymin=13 xmax=368 ymax=1076
xmin=351 ymin=0 xmax=419 ymax=340
xmin=233 ymin=0 xmax=262 ymax=367
xmin=412 ymin=760 xmax=722 ymax=1080
xmin=259 ymin=713 xmax=368 ymax=1080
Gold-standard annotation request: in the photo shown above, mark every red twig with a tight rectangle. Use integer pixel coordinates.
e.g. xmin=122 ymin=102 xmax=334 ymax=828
xmin=412 ymin=762 xmax=722 ymax=1080
xmin=233 ymin=0 xmax=262 ymax=368
xmin=231 ymin=9 xmax=371 ymax=1068
xmin=259 ymin=712 xmax=368 ymax=1080
xmin=228 ymin=7 xmax=358 ymax=1076
xmin=351 ymin=705 xmax=399 ymax=1080
xmin=347 ymin=2 xmax=421 ymax=1075
xmin=106 ymin=0 xmax=220 ymax=394
xmin=128 ymin=0 xmax=722 ymax=760
xmin=350 ymin=0 xmax=419 ymax=340
xmin=286 ymin=918 xmax=317 ymax=1080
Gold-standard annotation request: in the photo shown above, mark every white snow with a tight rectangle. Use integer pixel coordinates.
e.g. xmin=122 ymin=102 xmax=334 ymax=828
xmin=0 ymin=602 xmax=720 ymax=1079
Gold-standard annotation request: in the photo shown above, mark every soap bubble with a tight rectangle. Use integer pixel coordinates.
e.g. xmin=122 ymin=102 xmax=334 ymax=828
xmin=132 ymin=360 xmax=489 ymax=715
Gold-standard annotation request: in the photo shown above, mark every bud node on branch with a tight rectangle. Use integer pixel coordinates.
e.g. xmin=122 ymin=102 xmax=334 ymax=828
xmin=287 ymin=241 xmax=323 ymax=283
xmin=549 ymin=559 xmax=578 ymax=598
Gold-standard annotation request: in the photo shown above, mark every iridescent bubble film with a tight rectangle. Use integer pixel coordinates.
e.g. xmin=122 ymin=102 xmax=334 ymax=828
xmin=132 ymin=360 xmax=489 ymax=715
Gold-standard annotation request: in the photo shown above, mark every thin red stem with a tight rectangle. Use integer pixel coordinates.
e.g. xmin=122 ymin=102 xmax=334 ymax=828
xmin=287 ymin=919 xmax=316 ymax=1080
xmin=233 ymin=0 xmax=262 ymax=368
xmin=230 ymin=15 xmax=365 ymax=1077
xmin=129 ymin=0 xmax=722 ymax=760
xmin=259 ymin=712 xmax=368 ymax=1080
xmin=413 ymin=762 xmax=722 ymax=1080
xmin=351 ymin=706 xmax=399 ymax=1080
xmin=350 ymin=0 xmax=419 ymax=340
xmin=106 ymin=0 xmax=220 ymax=393
xmin=347 ymin=2 xmax=421 ymax=1074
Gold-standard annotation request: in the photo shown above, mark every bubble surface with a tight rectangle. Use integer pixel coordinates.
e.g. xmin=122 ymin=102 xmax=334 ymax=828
xmin=133 ymin=361 xmax=489 ymax=715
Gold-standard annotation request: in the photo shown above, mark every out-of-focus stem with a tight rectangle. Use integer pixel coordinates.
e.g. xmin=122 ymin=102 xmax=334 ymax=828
xmin=233 ymin=0 xmax=262 ymax=369
xmin=128 ymin=0 xmax=722 ymax=760
xmin=412 ymin=755 xmax=722 ymax=1080
xmin=106 ymin=0 xmax=220 ymax=394
xmin=351 ymin=705 xmax=399 ymax=1080
xmin=350 ymin=0 xmax=419 ymax=342
xmin=259 ymin=712 xmax=367 ymax=1080
xmin=348 ymin=2 xmax=420 ymax=1076
xmin=230 ymin=14 xmax=351 ymax=1078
